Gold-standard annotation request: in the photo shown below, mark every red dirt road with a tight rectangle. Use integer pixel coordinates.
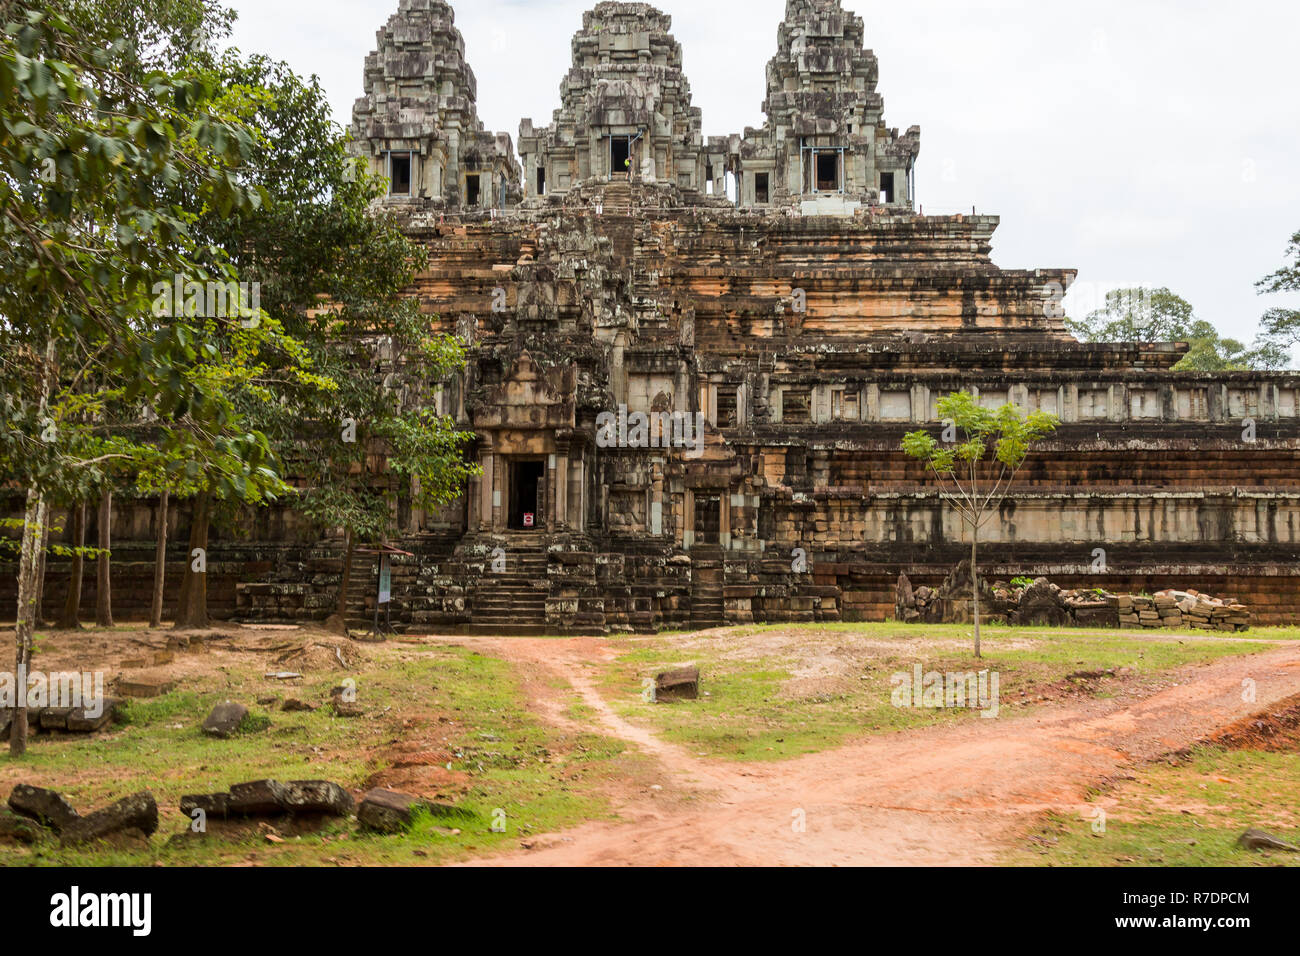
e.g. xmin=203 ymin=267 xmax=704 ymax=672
xmin=450 ymin=635 xmax=1300 ymax=866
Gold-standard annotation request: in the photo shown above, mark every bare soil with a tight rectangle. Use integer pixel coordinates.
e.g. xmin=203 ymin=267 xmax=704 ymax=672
xmin=448 ymin=634 xmax=1300 ymax=866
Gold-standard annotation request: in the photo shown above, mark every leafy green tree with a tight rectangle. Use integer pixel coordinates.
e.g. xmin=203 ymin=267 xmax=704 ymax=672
xmin=1066 ymin=287 xmax=1286 ymax=371
xmin=902 ymin=393 xmax=1058 ymax=658
xmin=1257 ymin=230 xmax=1300 ymax=363
xmin=0 ymin=1 xmax=282 ymax=752
xmin=171 ymin=52 xmax=478 ymax=627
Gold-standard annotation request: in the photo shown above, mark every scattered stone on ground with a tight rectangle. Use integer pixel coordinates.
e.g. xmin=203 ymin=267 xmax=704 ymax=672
xmin=1237 ymin=828 xmax=1299 ymax=852
xmin=182 ymin=780 xmax=354 ymax=820
xmin=355 ymin=788 xmax=472 ymax=834
xmin=0 ymin=810 xmax=40 ymax=845
xmin=201 ymin=701 xmax=249 ymax=739
xmin=8 ymin=784 xmax=80 ymax=832
xmin=896 ymin=567 xmax=1253 ymax=631
xmin=227 ymin=780 xmax=289 ymax=815
xmin=282 ymin=698 xmax=316 ymax=712
xmin=67 ymin=699 xmax=122 ymax=733
xmin=655 ymin=665 xmax=700 ymax=701
xmin=2 ymin=699 xmax=122 ymax=737
xmin=60 ymin=792 xmax=158 ymax=847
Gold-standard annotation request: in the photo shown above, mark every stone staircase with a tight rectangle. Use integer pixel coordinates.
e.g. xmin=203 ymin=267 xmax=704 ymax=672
xmin=467 ymin=544 xmax=550 ymax=634
xmin=691 ymin=548 xmax=726 ymax=628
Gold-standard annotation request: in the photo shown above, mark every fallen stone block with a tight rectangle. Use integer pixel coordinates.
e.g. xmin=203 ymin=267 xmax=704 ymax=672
xmin=356 ymin=789 xmax=418 ymax=834
xmin=202 ymin=701 xmax=249 ymax=739
xmin=8 ymin=784 xmax=80 ymax=832
xmin=60 ymin=792 xmax=158 ymax=846
xmin=227 ymin=780 xmax=289 ymax=816
xmin=179 ymin=792 xmax=231 ymax=820
xmin=356 ymin=788 xmax=473 ymax=834
xmin=38 ymin=707 xmax=73 ymax=731
xmin=655 ymin=665 xmax=700 ymax=701
xmin=0 ymin=810 xmax=41 ymax=844
xmin=282 ymin=781 xmax=354 ymax=817
xmin=1237 ymin=828 xmax=1299 ymax=852
xmin=67 ymin=698 xmax=121 ymax=733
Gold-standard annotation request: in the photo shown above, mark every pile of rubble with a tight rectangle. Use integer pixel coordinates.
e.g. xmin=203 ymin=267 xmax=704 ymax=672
xmin=2 ymin=780 xmax=477 ymax=849
xmin=1116 ymin=591 xmax=1252 ymax=631
xmin=896 ymin=566 xmax=1252 ymax=632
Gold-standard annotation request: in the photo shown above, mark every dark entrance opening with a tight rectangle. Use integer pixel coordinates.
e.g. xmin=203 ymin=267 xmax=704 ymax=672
xmin=816 ymin=152 xmax=839 ymax=192
xmin=694 ymin=494 xmax=721 ymax=545
xmin=610 ymin=136 xmax=631 ymax=178
xmin=879 ymin=171 xmax=895 ymax=204
xmin=388 ymin=152 xmax=412 ymax=195
xmin=465 ymin=173 xmax=481 ymax=206
xmin=754 ymin=172 xmax=770 ymax=204
xmin=509 ymin=460 xmax=545 ymax=530
xmin=536 ymin=166 xmax=546 ymax=195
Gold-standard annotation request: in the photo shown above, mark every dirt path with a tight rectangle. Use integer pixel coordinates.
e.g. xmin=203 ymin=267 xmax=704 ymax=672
xmin=447 ymin=635 xmax=1300 ymax=866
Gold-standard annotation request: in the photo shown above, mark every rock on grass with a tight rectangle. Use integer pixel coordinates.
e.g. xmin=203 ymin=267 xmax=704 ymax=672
xmin=356 ymin=788 xmax=474 ymax=834
xmin=60 ymin=792 xmax=158 ymax=847
xmin=8 ymin=784 xmax=80 ymax=832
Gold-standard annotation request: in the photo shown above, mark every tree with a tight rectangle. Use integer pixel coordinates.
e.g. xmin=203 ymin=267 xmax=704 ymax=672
xmin=1257 ymin=230 xmax=1300 ymax=364
xmin=902 ymin=393 xmax=1059 ymax=658
xmin=1066 ymin=287 xmax=1287 ymax=371
xmin=1 ymin=0 xmax=276 ymax=753
xmin=169 ymin=53 xmax=478 ymax=627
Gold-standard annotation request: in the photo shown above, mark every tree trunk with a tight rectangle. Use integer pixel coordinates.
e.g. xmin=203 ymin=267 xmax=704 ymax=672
xmin=174 ymin=492 xmax=210 ymax=630
xmin=337 ymin=526 xmax=355 ymax=618
xmin=13 ymin=336 xmax=57 ymax=755
xmin=95 ymin=489 xmax=113 ymax=627
xmin=58 ymin=500 xmax=86 ymax=629
xmin=150 ymin=489 xmax=169 ymax=628
xmin=971 ymin=523 xmax=981 ymax=660
xmin=10 ymin=490 xmax=48 ymax=757
xmin=33 ymin=511 xmax=50 ymax=626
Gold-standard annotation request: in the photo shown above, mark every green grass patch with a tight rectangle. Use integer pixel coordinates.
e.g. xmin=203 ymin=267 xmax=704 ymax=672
xmin=0 ymin=644 xmax=632 ymax=866
xmin=601 ymin=622 xmax=1281 ymax=761
xmin=1011 ymin=746 xmax=1300 ymax=867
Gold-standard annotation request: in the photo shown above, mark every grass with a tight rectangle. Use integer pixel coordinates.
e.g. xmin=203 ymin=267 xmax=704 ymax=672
xmin=600 ymin=622 xmax=1284 ymax=761
xmin=0 ymin=643 xmax=633 ymax=866
xmin=1010 ymin=745 xmax=1300 ymax=867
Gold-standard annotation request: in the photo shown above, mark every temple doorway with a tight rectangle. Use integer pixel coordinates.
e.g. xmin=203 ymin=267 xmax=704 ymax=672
xmin=610 ymin=136 xmax=631 ymax=178
xmin=694 ymin=494 xmax=721 ymax=545
xmin=509 ymin=460 xmax=545 ymax=530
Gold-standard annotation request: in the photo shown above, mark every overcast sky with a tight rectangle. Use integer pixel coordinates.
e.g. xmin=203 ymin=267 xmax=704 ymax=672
xmin=225 ymin=0 xmax=1300 ymax=350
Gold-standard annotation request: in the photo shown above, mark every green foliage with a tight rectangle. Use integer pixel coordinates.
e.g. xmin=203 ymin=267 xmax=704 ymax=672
xmin=1064 ymin=287 xmax=1288 ymax=371
xmin=1010 ymin=577 xmax=1035 ymax=590
xmin=1256 ymin=230 xmax=1300 ymax=361
xmin=0 ymin=0 xmax=291 ymax=509
xmin=182 ymin=52 xmax=478 ymax=541
xmin=901 ymin=392 xmax=1059 ymax=519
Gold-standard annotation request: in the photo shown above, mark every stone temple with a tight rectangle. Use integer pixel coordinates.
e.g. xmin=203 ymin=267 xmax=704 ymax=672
xmin=11 ymin=0 xmax=1300 ymax=630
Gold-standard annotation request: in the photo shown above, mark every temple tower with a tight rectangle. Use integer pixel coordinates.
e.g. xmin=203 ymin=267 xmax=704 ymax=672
xmin=351 ymin=0 xmax=522 ymax=215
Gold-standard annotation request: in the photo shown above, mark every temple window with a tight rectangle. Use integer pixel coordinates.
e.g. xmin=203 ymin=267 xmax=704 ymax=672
xmin=387 ymin=151 xmax=413 ymax=195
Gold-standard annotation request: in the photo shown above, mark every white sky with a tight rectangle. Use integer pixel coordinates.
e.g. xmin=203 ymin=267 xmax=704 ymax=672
xmin=226 ymin=0 xmax=1300 ymax=349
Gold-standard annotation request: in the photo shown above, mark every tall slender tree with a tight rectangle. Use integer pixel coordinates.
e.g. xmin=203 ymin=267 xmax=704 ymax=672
xmin=903 ymin=393 xmax=1058 ymax=658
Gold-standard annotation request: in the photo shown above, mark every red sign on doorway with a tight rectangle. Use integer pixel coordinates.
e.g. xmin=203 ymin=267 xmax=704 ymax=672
xmin=523 ymin=513 xmax=535 ymax=528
